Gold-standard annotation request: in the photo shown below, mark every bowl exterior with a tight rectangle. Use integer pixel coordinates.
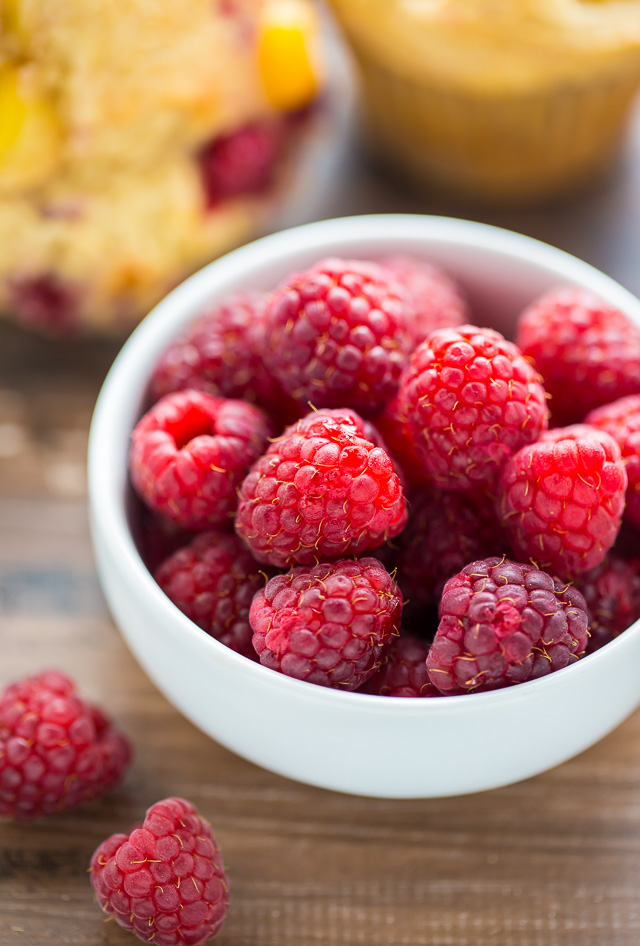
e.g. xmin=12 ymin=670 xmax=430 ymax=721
xmin=89 ymin=214 xmax=640 ymax=798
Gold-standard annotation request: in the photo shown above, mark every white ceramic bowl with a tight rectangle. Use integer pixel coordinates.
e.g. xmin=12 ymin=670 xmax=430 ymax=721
xmin=89 ymin=214 xmax=640 ymax=799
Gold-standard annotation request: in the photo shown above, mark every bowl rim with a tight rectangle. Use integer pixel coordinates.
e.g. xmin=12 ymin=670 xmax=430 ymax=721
xmin=88 ymin=212 xmax=640 ymax=714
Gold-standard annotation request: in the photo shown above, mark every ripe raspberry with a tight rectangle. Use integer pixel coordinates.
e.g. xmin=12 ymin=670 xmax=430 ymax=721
xmin=90 ymin=796 xmax=229 ymax=946
xmin=361 ymin=632 xmax=438 ymax=697
xmin=148 ymin=292 xmax=295 ymax=419
xmin=497 ymin=425 xmax=627 ymax=580
xmin=235 ymin=408 xmax=407 ymax=567
xmin=0 ymin=670 xmax=131 ymax=819
xmin=586 ymin=395 xmax=640 ymax=530
xmin=575 ymin=554 xmax=640 ymax=653
xmin=396 ymin=488 xmax=509 ymax=617
xmin=516 ymin=287 xmax=640 ymax=425
xmin=130 ymin=390 xmax=272 ymax=531
xmin=155 ymin=530 xmax=268 ymax=660
xmin=376 ymin=392 xmax=430 ymax=489
xmin=131 ymin=501 xmax=191 ymax=575
xmin=379 ymin=254 xmax=468 ymax=343
xmin=401 ymin=325 xmax=548 ymax=491
xmin=427 ymin=557 xmax=589 ymax=695
xmin=199 ymin=121 xmax=281 ymax=208
xmin=249 ymin=557 xmax=402 ymax=689
xmin=262 ymin=257 xmax=415 ymax=415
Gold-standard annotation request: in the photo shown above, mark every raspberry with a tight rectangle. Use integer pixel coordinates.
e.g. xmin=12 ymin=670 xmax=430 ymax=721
xmin=199 ymin=121 xmax=281 ymax=208
xmin=497 ymin=425 xmax=627 ymax=580
xmin=249 ymin=557 xmax=402 ymax=689
xmin=262 ymin=257 xmax=415 ymax=415
xmin=361 ymin=632 xmax=438 ymax=697
xmin=396 ymin=488 xmax=509 ymax=618
xmin=7 ymin=271 xmax=79 ymax=333
xmin=235 ymin=408 xmax=407 ymax=567
xmin=130 ymin=390 xmax=272 ymax=531
xmin=376 ymin=392 xmax=430 ymax=489
xmin=401 ymin=325 xmax=548 ymax=491
xmin=155 ymin=530 xmax=268 ymax=660
xmin=379 ymin=254 xmax=468 ymax=343
xmin=148 ymin=292 xmax=295 ymax=419
xmin=575 ymin=554 xmax=640 ymax=653
xmin=0 ymin=670 xmax=131 ymax=819
xmin=90 ymin=796 xmax=229 ymax=946
xmin=515 ymin=287 xmax=640 ymax=425
xmin=586 ymin=395 xmax=640 ymax=530
xmin=427 ymin=557 xmax=589 ymax=695
xmin=131 ymin=501 xmax=191 ymax=575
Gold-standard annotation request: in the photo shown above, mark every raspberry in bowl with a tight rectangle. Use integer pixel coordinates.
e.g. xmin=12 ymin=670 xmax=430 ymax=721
xmin=89 ymin=214 xmax=640 ymax=798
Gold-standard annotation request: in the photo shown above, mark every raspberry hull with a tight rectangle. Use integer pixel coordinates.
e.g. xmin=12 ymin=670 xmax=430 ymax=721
xmin=586 ymin=395 xmax=640 ymax=530
xmin=516 ymin=287 xmax=640 ymax=425
xmin=249 ymin=558 xmax=402 ymax=690
xmin=401 ymin=325 xmax=548 ymax=490
xmin=427 ymin=558 xmax=589 ymax=695
xmin=0 ymin=670 xmax=131 ymax=819
xmin=498 ymin=425 xmax=627 ymax=580
xmin=235 ymin=408 xmax=407 ymax=568
xmin=262 ymin=258 xmax=415 ymax=415
xmin=130 ymin=390 xmax=272 ymax=531
xmin=155 ymin=530 xmax=267 ymax=660
xmin=90 ymin=796 xmax=229 ymax=946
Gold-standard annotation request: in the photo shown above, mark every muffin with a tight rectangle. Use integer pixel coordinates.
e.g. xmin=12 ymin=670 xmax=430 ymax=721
xmin=0 ymin=0 xmax=323 ymax=332
xmin=328 ymin=0 xmax=640 ymax=204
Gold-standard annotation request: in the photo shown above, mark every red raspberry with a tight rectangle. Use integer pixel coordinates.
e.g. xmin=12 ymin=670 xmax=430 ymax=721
xmin=575 ymin=554 xmax=640 ymax=653
xmin=401 ymin=325 xmax=548 ymax=491
xmin=427 ymin=557 xmax=589 ymax=695
xmin=90 ymin=796 xmax=229 ymax=946
xmin=516 ymin=287 xmax=640 ymax=425
xmin=148 ymin=292 xmax=295 ymax=419
xmin=379 ymin=254 xmax=468 ymax=343
xmin=0 ymin=670 xmax=131 ymax=819
xmin=396 ymin=488 xmax=509 ymax=617
xmin=262 ymin=258 xmax=415 ymax=415
xmin=130 ymin=390 xmax=272 ymax=531
xmin=497 ymin=425 xmax=627 ymax=580
xmin=586 ymin=395 xmax=640 ymax=530
xmin=376 ymin=392 xmax=430 ymax=489
xmin=155 ymin=530 xmax=268 ymax=660
xmin=199 ymin=121 xmax=281 ymax=208
xmin=235 ymin=408 xmax=407 ymax=567
xmin=361 ymin=632 xmax=438 ymax=697
xmin=249 ymin=557 xmax=402 ymax=689
xmin=131 ymin=501 xmax=191 ymax=574
xmin=6 ymin=271 xmax=79 ymax=333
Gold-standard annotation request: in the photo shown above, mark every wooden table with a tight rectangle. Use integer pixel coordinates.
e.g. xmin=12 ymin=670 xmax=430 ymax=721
xmin=3 ymin=115 xmax=640 ymax=946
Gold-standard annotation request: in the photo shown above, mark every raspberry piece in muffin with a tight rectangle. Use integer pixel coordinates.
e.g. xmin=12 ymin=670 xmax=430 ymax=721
xmin=427 ymin=557 xmax=589 ymax=695
xmin=497 ymin=425 xmax=627 ymax=580
xmin=586 ymin=394 xmax=640 ymax=530
xmin=401 ymin=325 xmax=548 ymax=490
xmin=235 ymin=408 xmax=407 ymax=567
xmin=516 ymin=287 xmax=640 ymax=425
xmin=262 ymin=257 xmax=415 ymax=415
xmin=130 ymin=390 xmax=272 ymax=530
xmin=249 ymin=557 xmax=402 ymax=689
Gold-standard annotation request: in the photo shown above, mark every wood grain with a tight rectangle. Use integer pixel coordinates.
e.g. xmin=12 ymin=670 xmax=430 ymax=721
xmin=4 ymin=121 xmax=640 ymax=946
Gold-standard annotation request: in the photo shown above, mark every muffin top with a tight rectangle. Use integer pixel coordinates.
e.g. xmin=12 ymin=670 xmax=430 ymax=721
xmin=330 ymin=0 xmax=640 ymax=92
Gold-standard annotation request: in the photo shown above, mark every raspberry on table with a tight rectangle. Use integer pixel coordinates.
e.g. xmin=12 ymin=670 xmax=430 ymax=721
xmin=497 ymin=425 xmax=627 ymax=580
xmin=0 ymin=670 xmax=131 ymax=819
xmin=235 ymin=408 xmax=407 ymax=568
xmin=575 ymin=553 xmax=640 ymax=653
xmin=249 ymin=557 xmax=402 ymax=690
xmin=262 ymin=257 xmax=415 ymax=415
xmin=379 ymin=254 xmax=468 ymax=344
xmin=148 ymin=291 xmax=295 ymax=419
xmin=360 ymin=631 xmax=438 ymax=697
xmin=427 ymin=557 xmax=589 ymax=695
xmin=586 ymin=394 xmax=640 ymax=530
xmin=155 ymin=530 xmax=269 ymax=660
xmin=130 ymin=390 xmax=272 ymax=531
xmin=90 ymin=796 xmax=229 ymax=946
xmin=515 ymin=287 xmax=640 ymax=425
xmin=401 ymin=325 xmax=548 ymax=491
xmin=396 ymin=488 xmax=509 ymax=618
